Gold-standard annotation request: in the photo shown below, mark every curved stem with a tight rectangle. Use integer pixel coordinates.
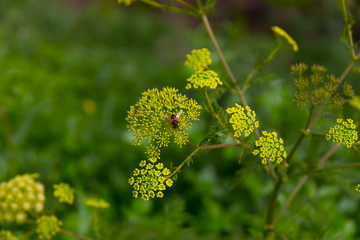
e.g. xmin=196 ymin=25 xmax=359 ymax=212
xmin=201 ymin=14 xmax=248 ymax=107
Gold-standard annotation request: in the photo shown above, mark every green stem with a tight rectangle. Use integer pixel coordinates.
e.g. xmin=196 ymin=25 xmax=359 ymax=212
xmin=175 ymin=0 xmax=196 ymax=10
xmin=341 ymin=0 xmax=357 ymax=60
xmin=285 ymin=106 xmax=314 ymax=165
xmin=201 ymin=14 xmax=248 ymax=107
xmin=60 ymin=229 xmax=93 ymax=240
xmin=93 ymin=210 xmax=101 ymax=240
xmin=204 ymin=91 xmax=238 ymax=142
xmin=201 ymin=141 xmax=250 ymax=150
xmin=289 ymin=161 xmax=360 ymax=179
xmin=265 ymin=179 xmax=283 ymax=230
xmin=168 ymin=141 xmax=252 ymax=179
xmin=167 ymin=148 xmax=200 ymax=179
xmin=273 ymin=176 xmax=308 ymax=226
xmin=242 ymin=45 xmax=281 ymax=92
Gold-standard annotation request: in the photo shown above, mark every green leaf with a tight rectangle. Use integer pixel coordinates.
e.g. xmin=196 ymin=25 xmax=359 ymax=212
xmin=204 ymin=0 xmax=217 ymax=11
xmin=340 ymin=25 xmax=350 ymax=47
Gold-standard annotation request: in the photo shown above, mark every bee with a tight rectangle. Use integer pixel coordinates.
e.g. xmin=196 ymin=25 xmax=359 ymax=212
xmin=168 ymin=110 xmax=183 ymax=129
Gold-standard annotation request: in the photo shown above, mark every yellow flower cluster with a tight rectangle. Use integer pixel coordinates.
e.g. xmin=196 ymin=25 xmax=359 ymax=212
xmin=186 ymin=70 xmax=223 ymax=89
xmin=226 ymin=104 xmax=259 ymax=138
xmin=326 ymin=119 xmax=358 ymax=148
xmin=356 ymin=184 xmax=360 ymax=192
xmin=271 ymin=26 xmax=298 ymax=52
xmin=252 ymin=131 xmax=287 ymax=164
xmin=185 ymin=48 xmax=212 ymax=72
xmin=36 ymin=215 xmax=62 ymax=240
xmin=126 ymin=87 xmax=201 ymax=148
xmin=127 ymin=87 xmax=201 ymax=200
xmin=85 ymin=198 xmax=110 ymax=209
xmin=128 ymin=159 xmax=173 ymax=200
xmin=0 ymin=174 xmax=45 ymax=223
xmin=53 ymin=183 xmax=75 ymax=204
xmin=0 ymin=230 xmax=19 ymax=240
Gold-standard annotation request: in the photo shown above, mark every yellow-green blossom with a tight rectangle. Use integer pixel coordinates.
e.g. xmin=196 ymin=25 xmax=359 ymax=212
xmin=356 ymin=184 xmax=360 ymax=192
xmin=0 ymin=230 xmax=19 ymax=240
xmin=126 ymin=87 xmax=201 ymax=148
xmin=226 ymin=104 xmax=259 ymax=137
xmin=53 ymin=183 xmax=75 ymax=204
xmin=326 ymin=119 xmax=358 ymax=148
xmin=186 ymin=70 xmax=223 ymax=89
xmin=36 ymin=215 xmax=62 ymax=240
xmin=85 ymin=198 xmax=110 ymax=209
xmin=272 ymin=26 xmax=298 ymax=52
xmin=0 ymin=174 xmax=45 ymax=223
xmin=253 ymin=131 xmax=287 ymax=164
xmin=185 ymin=48 xmax=212 ymax=72
xmin=291 ymin=63 xmax=353 ymax=109
xmin=129 ymin=158 xmax=172 ymax=200
xmin=117 ymin=0 xmax=136 ymax=6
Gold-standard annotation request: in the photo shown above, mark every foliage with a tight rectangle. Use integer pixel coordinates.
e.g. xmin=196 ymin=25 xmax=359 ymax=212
xmin=1 ymin=0 xmax=360 ymax=239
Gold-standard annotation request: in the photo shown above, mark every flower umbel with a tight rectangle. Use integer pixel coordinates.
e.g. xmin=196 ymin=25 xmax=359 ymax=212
xmin=185 ymin=48 xmax=212 ymax=72
xmin=0 ymin=174 xmax=45 ymax=223
xmin=326 ymin=119 xmax=358 ymax=148
xmin=226 ymin=104 xmax=259 ymax=137
xmin=252 ymin=131 xmax=287 ymax=164
xmin=356 ymin=184 xmax=360 ymax=192
xmin=0 ymin=230 xmax=19 ymax=240
xmin=85 ymin=198 xmax=110 ymax=209
xmin=36 ymin=215 xmax=62 ymax=240
xmin=53 ymin=183 xmax=75 ymax=204
xmin=271 ymin=26 xmax=298 ymax=52
xmin=126 ymin=87 xmax=201 ymax=148
xmin=129 ymin=158 xmax=172 ymax=200
xmin=291 ymin=63 xmax=353 ymax=109
xmin=186 ymin=70 xmax=223 ymax=89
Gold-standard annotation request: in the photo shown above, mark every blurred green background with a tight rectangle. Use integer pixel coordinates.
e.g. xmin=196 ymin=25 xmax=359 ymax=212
xmin=1 ymin=0 xmax=360 ymax=239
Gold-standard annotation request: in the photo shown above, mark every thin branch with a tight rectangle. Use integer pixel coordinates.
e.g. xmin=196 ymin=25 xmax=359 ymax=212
xmin=200 ymin=142 xmax=250 ymax=150
xmin=273 ymin=176 xmax=308 ymax=226
xmin=59 ymin=229 xmax=93 ymax=240
xmin=201 ymin=14 xmax=249 ymax=107
xmin=167 ymin=148 xmax=200 ymax=179
xmin=288 ymin=162 xmax=360 ymax=179
xmin=204 ymin=91 xmax=238 ymax=142
xmin=317 ymin=144 xmax=341 ymax=167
